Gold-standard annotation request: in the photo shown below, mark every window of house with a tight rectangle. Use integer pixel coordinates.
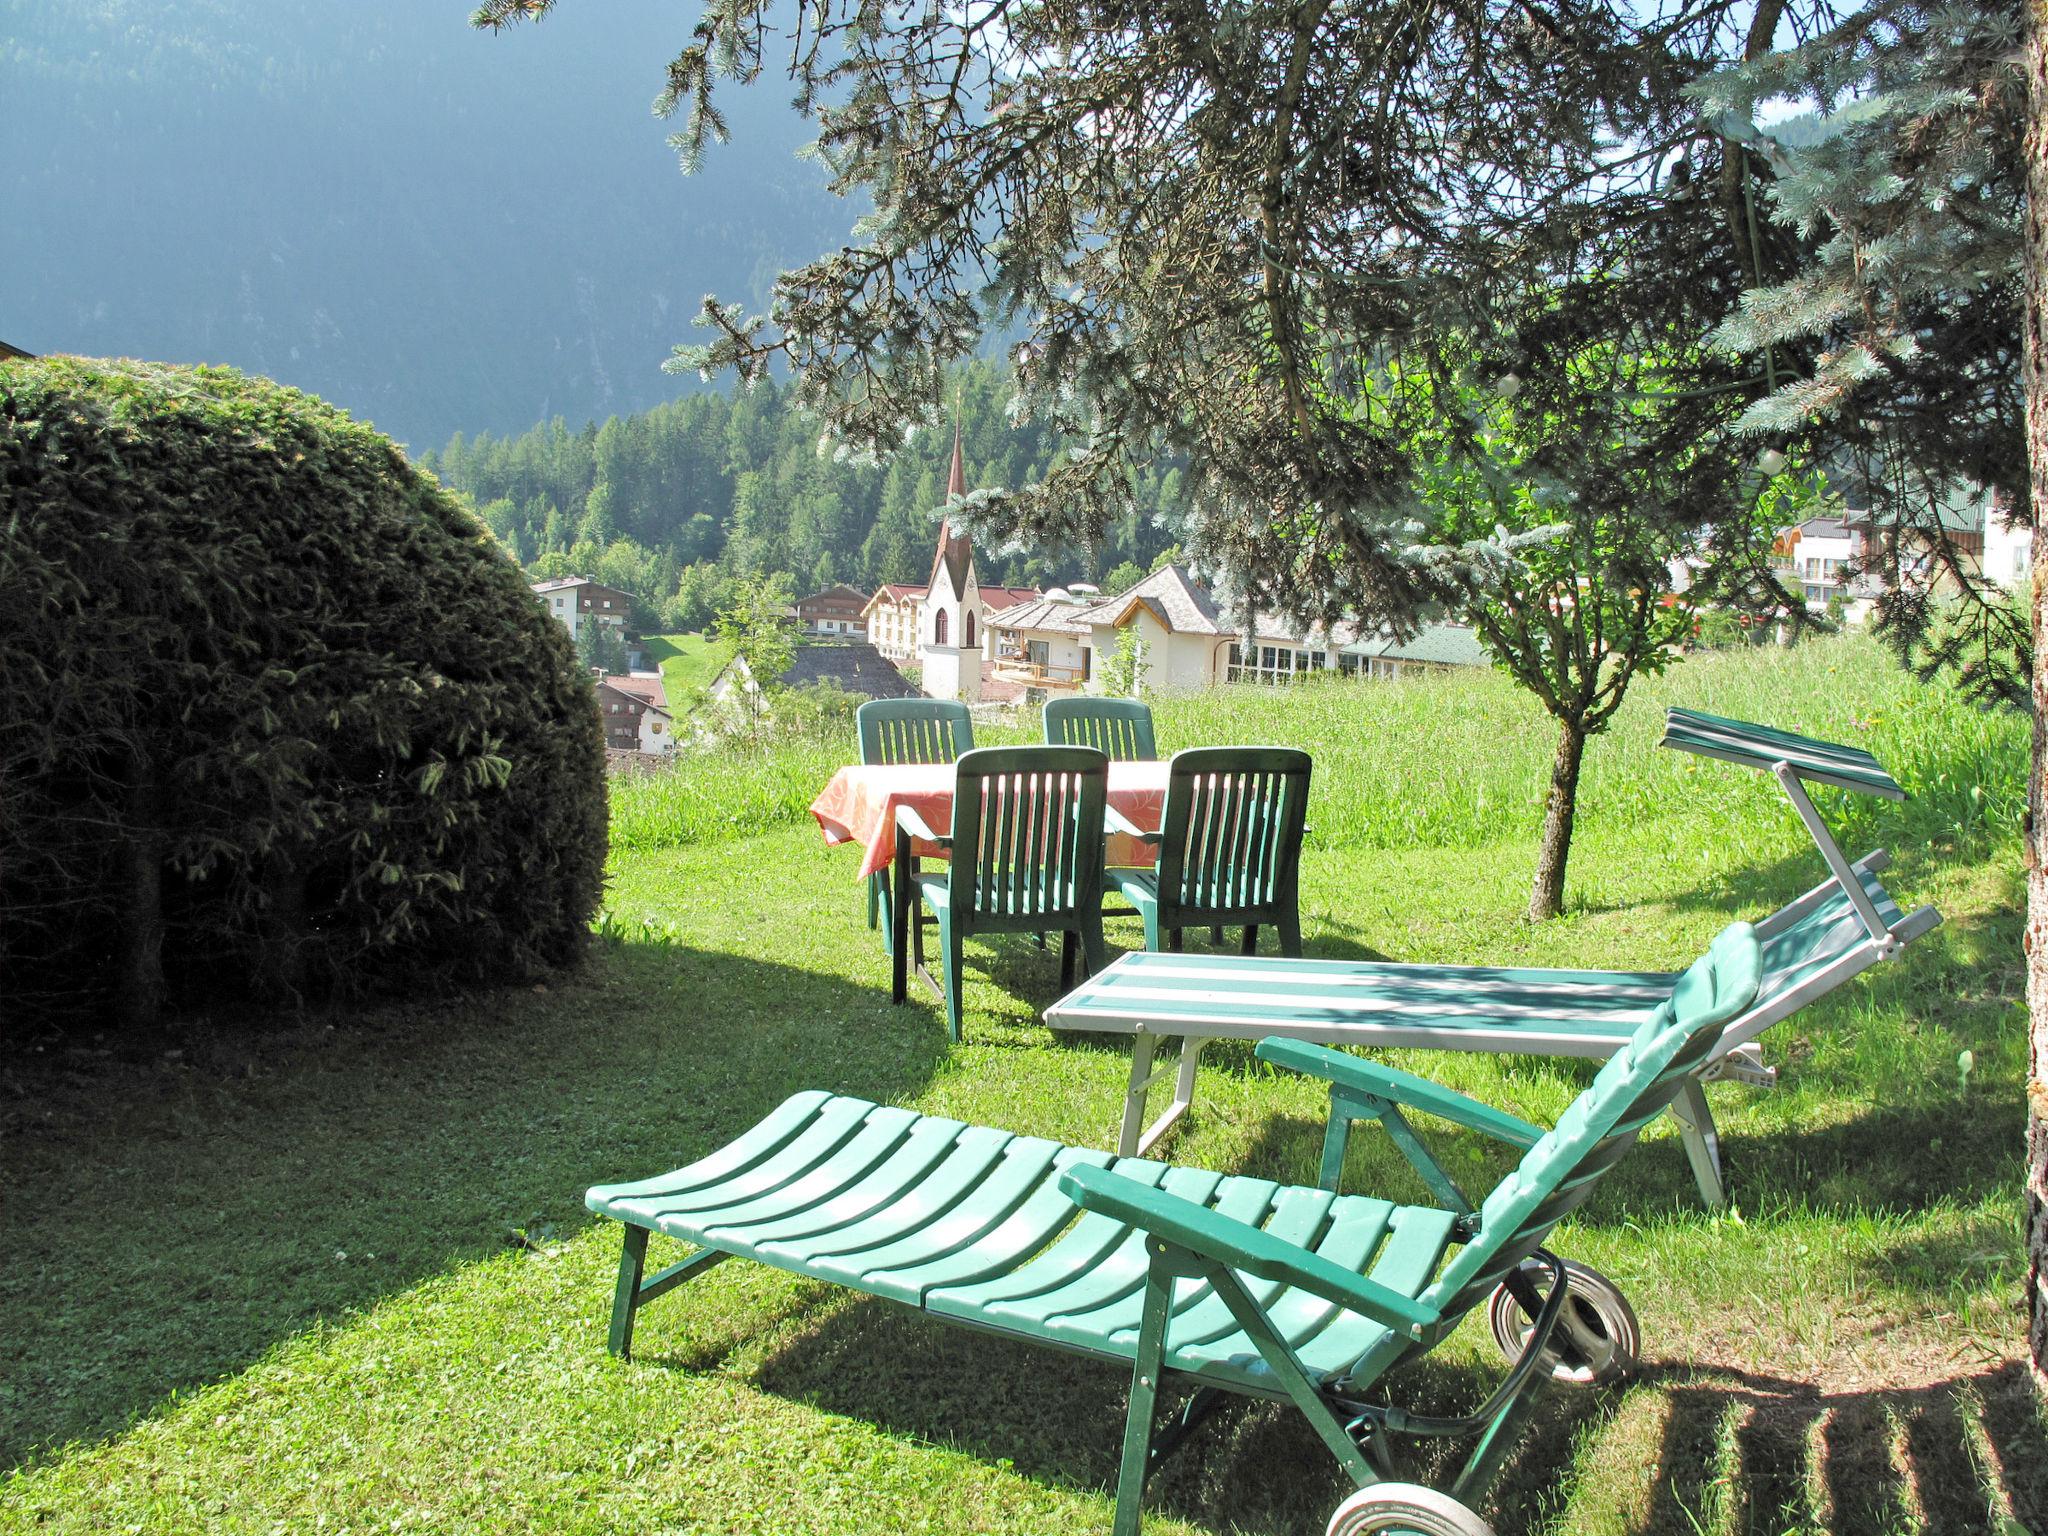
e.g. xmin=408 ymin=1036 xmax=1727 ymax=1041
xmin=1082 ymin=647 xmax=1092 ymax=680
xmin=1026 ymin=639 xmax=1049 ymax=668
xmin=1338 ymin=653 xmax=1361 ymax=675
xmin=964 ymin=612 xmax=977 ymax=648
xmin=935 ymin=610 xmax=950 ymax=645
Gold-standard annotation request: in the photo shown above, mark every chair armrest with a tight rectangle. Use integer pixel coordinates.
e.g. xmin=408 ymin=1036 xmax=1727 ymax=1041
xmin=1105 ymin=804 xmax=1162 ymax=843
xmin=895 ymin=804 xmax=951 ymax=845
xmin=1058 ymin=1164 xmax=1438 ymax=1339
xmin=1255 ymin=1039 xmax=1543 ymax=1149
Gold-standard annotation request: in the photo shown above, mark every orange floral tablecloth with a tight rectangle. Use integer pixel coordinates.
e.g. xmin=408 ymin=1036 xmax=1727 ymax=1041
xmin=810 ymin=760 xmax=1172 ymax=880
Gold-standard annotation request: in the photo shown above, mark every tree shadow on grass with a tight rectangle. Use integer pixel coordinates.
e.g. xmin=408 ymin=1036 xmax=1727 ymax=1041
xmin=0 ymin=933 xmax=944 ymax=1471
xmin=699 ymin=1287 xmax=2043 ymax=1535
xmin=1631 ymin=1359 xmax=2047 ymax=1535
xmin=718 ymin=1290 xmax=1616 ymax=1536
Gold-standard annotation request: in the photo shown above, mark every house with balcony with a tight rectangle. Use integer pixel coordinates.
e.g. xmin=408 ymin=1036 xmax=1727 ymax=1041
xmin=794 ymin=583 xmax=871 ymax=636
xmin=1770 ymin=485 xmax=2021 ymax=617
xmin=988 ymin=563 xmax=1486 ymax=693
xmin=532 ymin=576 xmax=634 ymax=642
xmin=596 ymin=673 xmax=674 ymax=754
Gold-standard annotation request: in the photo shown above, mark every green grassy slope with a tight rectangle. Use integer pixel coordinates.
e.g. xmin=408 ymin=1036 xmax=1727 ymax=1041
xmin=641 ymin=632 xmax=733 ymax=712
xmin=1 ymin=636 xmax=2040 ymax=1535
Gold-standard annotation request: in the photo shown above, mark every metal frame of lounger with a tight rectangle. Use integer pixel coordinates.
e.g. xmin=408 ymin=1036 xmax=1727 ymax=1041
xmin=1046 ymin=709 xmax=1941 ymax=1206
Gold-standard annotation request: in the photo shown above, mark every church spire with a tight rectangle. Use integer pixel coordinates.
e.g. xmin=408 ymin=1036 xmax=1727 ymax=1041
xmin=928 ymin=400 xmax=974 ymax=597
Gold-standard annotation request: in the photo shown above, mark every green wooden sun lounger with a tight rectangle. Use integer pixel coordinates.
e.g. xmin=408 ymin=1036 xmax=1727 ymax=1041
xmin=589 ymin=924 xmax=1762 ymax=1536
xmin=1046 ymin=711 xmax=1940 ymax=1207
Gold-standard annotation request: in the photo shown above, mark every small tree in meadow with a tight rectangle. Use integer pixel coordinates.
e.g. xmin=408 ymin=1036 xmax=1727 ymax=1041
xmin=713 ymin=572 xmax=797 ymax=738
xmin=1096 ymin=625 xmax=1149 ymax=699
xmin=1402 ymin=334 xmax=1791 ymax=919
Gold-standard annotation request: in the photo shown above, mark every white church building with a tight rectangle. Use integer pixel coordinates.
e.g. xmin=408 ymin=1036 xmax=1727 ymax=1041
xmin=862 ymin=425 xmax=1038 ymax=702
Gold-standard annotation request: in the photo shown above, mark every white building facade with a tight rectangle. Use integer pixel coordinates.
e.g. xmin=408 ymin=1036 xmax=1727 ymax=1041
xmin=531 ymin=576 xmax=633 ymax=642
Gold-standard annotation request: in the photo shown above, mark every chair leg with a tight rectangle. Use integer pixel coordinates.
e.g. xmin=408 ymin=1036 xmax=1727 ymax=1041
xmin=1112 ymin=1256 xmax=1176 ymax=1536
xmin=1277 ymin=910 xmax=1302 ymax=957
xmin=891 ymin=868 xmax=912 ymax=1004
xmin=1059 ymin=929 xmax=1078 ymax=990
xmin=608 ymin=1224 xmax=651 ymax=1358
xmin=1209 ymin=925 xmax=1224 ymax=946
xmin=1670 ymin=1079 xmax=1727 ymax=1207
xmin=1240 ymin=923 xmax=1259 ymax=956
xmin=1168 ymin=928 xmax=1183 ymax=952
xmin=942 ymin=921 xmax=966 ymax=1044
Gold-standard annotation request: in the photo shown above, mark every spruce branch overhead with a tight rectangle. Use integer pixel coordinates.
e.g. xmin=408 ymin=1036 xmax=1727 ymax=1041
xmin=479 ymin=0 xmax=1824 ymax=628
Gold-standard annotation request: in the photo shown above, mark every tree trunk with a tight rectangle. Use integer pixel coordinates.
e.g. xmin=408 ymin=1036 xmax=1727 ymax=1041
xmin=1528 ymin=716 xmax=1588 ymax=922
xmin=2023 ymin=0 xmax=2048 ymax=1401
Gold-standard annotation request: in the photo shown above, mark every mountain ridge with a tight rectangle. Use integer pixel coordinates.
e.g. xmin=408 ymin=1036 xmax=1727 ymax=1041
xmin=3 ymin=0 xmax=851 ymax=449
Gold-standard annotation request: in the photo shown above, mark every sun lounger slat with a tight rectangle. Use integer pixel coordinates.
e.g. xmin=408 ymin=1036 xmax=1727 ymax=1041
xmin=813 ymin=1136 xmax=1072 ymax=1298
xmin=587 ymin=1089 xmax=840 ymax=1204
xmin=703 ymin=1115 xmax=976 ymax=1251
xmin=1134 ymin=1185 xmax=1340 ymax=1348
xmin=753 ymin=1125 xmax=1017 ymax=1266
xmin=1031 ymin=1176 xmax=1282 ymax=1343
xmin=862 ymin=1147 xmax=1128 ymax=1303
xmin=932 ymin=1164 xmax=1224 ymax=1318
xmin=594 ymin=1095 xmax=885 ymax=1230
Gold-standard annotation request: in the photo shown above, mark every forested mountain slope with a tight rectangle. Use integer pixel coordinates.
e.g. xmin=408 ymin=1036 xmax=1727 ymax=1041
xmin=3 ymin=0 xmax=844 ymax=448
xmin=421 ymin=360 xmax=1184 ymax=629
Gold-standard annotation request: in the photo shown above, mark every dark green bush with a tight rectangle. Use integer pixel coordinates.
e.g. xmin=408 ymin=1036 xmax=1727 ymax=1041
xmin=0 ymin=358 xmax=607 ymax=1030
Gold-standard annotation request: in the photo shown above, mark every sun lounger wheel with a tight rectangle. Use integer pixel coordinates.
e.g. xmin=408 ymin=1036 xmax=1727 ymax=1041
xmin=1487 ymin=1258 xmax=1640 ymax=1386
xmin=1326 ymin=1483 xmax=1496 ymax=1536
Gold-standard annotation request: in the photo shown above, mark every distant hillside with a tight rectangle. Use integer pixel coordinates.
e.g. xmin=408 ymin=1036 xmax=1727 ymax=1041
xmin=2 ymin=0 xmax=849 ymax=449
xmin=421 ymin=358 xmax=1185 ymax=628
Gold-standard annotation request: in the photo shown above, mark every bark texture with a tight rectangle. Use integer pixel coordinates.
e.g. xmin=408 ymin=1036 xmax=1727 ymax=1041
xmin=2024 ymin=0 xmax=2048 ymax=1401
xmin=1529 ymin=719 xmax=1588 ymax=922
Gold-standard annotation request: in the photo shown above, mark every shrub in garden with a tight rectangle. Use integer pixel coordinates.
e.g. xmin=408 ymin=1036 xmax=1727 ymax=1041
xmin=0 ymin=358 xmax=607 ymax=1030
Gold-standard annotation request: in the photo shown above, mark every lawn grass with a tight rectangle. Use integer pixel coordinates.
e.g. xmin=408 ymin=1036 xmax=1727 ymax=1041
xmin=2 ymin=635 xmax=2042 ymax=1534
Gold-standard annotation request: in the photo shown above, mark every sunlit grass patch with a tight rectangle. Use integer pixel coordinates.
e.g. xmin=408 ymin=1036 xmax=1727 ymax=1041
xmin=1 ymin=635 xmax=2036 ymax=1534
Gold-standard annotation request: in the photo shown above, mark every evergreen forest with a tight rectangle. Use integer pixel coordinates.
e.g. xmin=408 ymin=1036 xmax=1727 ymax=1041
xmin=422 ymin=361 xmax=1183 ymax=632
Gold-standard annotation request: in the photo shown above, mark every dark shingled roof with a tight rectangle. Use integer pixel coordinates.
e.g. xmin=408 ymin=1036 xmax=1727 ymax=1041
xmin=778 ymin=641 xmax=923 ymax=700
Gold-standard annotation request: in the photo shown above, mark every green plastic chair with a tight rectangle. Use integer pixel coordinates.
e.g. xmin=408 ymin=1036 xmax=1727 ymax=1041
xmin=1107 ymin=746 xmax=1310 ymax=956
xmin=1044 ymin=695 xmax=1157 ymax=759
xmin=856 ymin=699 xmax=974 ymax=952
xmin=890 ymin=745 xmax=1109 ymax=1041
xmin=589 ymin=922 xmax=1764 ymax=1535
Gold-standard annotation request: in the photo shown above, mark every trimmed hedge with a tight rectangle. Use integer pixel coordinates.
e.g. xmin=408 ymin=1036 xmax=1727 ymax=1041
xmin=0 ymin=358 xmax=607 ymax=1029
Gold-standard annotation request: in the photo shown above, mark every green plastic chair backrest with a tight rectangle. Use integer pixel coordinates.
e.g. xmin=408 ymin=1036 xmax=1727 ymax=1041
xmin=1421 ymin=921 xmax=1763 ymax=1319
xmin=1043 ymin=696 xmax=1158 ymax=760
xmin=946 ymin=746 xmax=1109 ymax=922
xmin=1155 ymin=747 xmax=1311 ymax=912
xmin=858 ymin=698 xmax=974 ymax=766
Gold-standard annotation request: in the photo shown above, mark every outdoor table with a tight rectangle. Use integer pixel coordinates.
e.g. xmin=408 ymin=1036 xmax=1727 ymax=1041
xmin=809 ymin=758 xmax=1173 ymax=880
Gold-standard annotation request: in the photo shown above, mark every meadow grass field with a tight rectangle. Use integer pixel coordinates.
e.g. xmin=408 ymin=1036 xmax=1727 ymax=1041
xmin=642 ymin=631 xmax=733 ymax=704
xmin=1 ymin=634 xmax=2041 ymax=1534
